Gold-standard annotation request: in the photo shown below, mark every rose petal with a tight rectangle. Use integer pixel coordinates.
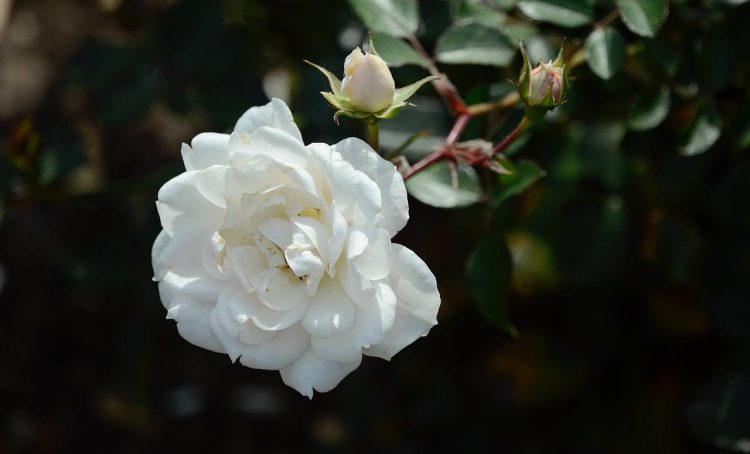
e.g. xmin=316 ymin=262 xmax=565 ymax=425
xmin=182 ymin=132 xmax=230 ymax=171
xmin=258 ymin=217 xmax=293 ymax=250
xmin=302 ymin=278 xmax=355 ymax=338
xmin=311 ymin=146 xmax=381 ymax=226
xmin=166 ymin=295 xmax=225 ymax=354
xmin=156 ymin=169 xmax=226 ymax=236
xmin=225 ymin=245 xmax=266 ymax=292
xmin=334 ymin=137 xmax=408 ymax=236
xmin=280 ymin=348 xmax=361 ymax=398
xmin=352 ymin=282 xmax=397 ymax=348
xmin=238 ymin=323 xmax=309 ymax=370
xmin=230 ymin=126 xmax=308 ymax=169
xmin=152 ymin=229 xmax=172 ymax=281
xmin=354 ymin=228 xmax=391 ymax=281
xmin=364 ymin=244 xmax=440 ymax=360
xmin=158 ymin=272 xmax=224 ymax=309
xmin=234 ymin=98 xmax=303 ymax=144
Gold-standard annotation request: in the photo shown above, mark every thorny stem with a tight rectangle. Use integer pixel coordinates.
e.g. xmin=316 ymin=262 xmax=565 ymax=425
xmin=402 ymin=113 xmax=472 ymax=180
xmin=366 ymin=121 xmax=380 ymax=153
xmin=400 ymin=34 xmax=536 ymax=181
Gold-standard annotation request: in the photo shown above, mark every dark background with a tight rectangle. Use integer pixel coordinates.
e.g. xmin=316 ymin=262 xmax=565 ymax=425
xmin=1 ymin=0 xmax=749 ymax=452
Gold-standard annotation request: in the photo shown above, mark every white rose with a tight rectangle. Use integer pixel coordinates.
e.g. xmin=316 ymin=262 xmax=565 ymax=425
xmin=152 ymin=98 xmax=440 ymax=398
xmin=340 ymin=47 xmax=395 ymax=113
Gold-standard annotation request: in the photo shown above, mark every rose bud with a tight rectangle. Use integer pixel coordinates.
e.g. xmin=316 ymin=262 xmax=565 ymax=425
xmin=340 ymin=47 xmax=396 ymax=113
xmin=518 ymin=41 xmax=569 ymax=119
xmin=528 ymin=62 xmax=564 ymax=105
xmin=306 ymin=38 xmax=438 ymax=123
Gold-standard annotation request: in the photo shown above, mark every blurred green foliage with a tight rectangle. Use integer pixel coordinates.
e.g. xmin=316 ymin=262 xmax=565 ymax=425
xmin=1 ymin=0 xmax=750 ymax=452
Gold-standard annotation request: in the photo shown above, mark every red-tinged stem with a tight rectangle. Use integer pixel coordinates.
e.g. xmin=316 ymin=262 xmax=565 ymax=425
xmin=403 ymin=113 xmax=471 ymax=181
xmin=445 ymin=113 xmax=471 ymax=146
xmin=402 ymin=148 xmax=447 ymax=181
xmin=492 ymin=116 xmax=529 ymax=156
xmin=406 ymin=34 xmax=468 ymax=115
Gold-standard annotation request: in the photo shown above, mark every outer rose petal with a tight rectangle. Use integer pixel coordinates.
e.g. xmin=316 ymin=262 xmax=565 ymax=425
xmin=364 ymin=244 xmax=440 ymax=360
xmin=280 ymin=348 xmax=361 ymax=399
xmin=234 ymin=98 xmax=303 ymax=144
xmin=230 ymin=126 xmax=309 ymax=169
xmin=238 ymin=323 xmax=309 ymax=370
xmin=156 ymin=168 xmax=227 ymax=236
xmin=166 ymin=296 xmax=225 ymax=354
xmin=152 ymin=229 xmax=172 ymax=281
xmin=333 ymin=138 xmax=409 ymax=236
xmin=181 ymin=133 xmax=230 ymax=171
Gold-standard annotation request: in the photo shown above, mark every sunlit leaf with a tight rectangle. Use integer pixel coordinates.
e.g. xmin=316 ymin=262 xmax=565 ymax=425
xmin=455 ymin=0 xmax=507 ymax=28
xmin=466 ymin=235 xmax=518 ymax=335
xmin=628 ymin=87 xmax=671 ymax=131
xmin=517 ymin=0 xmax=593 ymax=27
xmin=347 ymin=0 xmax=419 ymax=38
xmin=585 ymin=27 xmax=626 ymax=80
xmin=617 ymin=0 xmax=668 ymax=37
xmin=406 ymin=161 xmax=482 ymax=208
xmin=435 ymin=22 xmax=515 ymax=66
xmin=680 ymin=103 xmax=722 ymax=156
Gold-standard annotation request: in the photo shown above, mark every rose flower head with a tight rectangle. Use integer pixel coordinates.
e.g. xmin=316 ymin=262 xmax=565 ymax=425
xmin=152 ymin=98 xmax=441 ymax=398
xmin=305 ymin=36 xmax=438 ymax=124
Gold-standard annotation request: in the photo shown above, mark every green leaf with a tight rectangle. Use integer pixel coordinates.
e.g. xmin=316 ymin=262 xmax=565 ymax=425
xmin=455 ymin=0 xmax=508 ymax=28
xmin=347 ymin=0 xmax=419 ymax=38
xmin=304 ymin=60 xmax=342 ymax=97
xmin=517 ymin=0 xmax=593 ymax=28
xmin=616 ymin=0 xmax=668 ymax=37
xmin=393 ymin=75 xmax=440 ymax=104
xmin=628 ymin=87 xmax=671 ymax=131
xmin=406 ymin=161 xmax=482 ymax=208
xmin=371 ymin=33 xmax=429 ymax=68
xmin=492 ymin=159 xmax=546 ymax=207
xmin=435 ymin=22 xmax=515 ymax=66
xmin=680 ymin=103 xmax=722 ymax=156
xmin=585 ymin=27 xmax=626 ymax=80
xmin=466 ymin=235 xmax=518 ymax=335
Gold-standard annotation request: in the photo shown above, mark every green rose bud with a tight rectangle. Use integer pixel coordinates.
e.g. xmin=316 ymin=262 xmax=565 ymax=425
xmin=518 ymin=42 xmax=569 ymax=120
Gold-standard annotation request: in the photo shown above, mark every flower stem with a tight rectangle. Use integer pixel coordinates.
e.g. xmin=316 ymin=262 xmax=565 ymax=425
xmin=492 ymin=116 xmax=530 ymax=156
xmin=466 ymin=92 xmax=520 ymax=116
xmin=402 ymin=113 xmax=472 ymax=181
xmin=367 ymin=121 xmax=380 ymax=153
xmin=406 ymin=34 xmax=467 ymax=115
xmin=402 ymin=148 xmax=447 ymax=181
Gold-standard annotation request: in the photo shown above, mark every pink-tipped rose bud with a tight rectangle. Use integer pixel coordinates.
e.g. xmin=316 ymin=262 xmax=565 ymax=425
xmin=518 ymin=41 xmax=569 ymax=119
xmin=529 ymin=62 xmax=564 ymax=105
